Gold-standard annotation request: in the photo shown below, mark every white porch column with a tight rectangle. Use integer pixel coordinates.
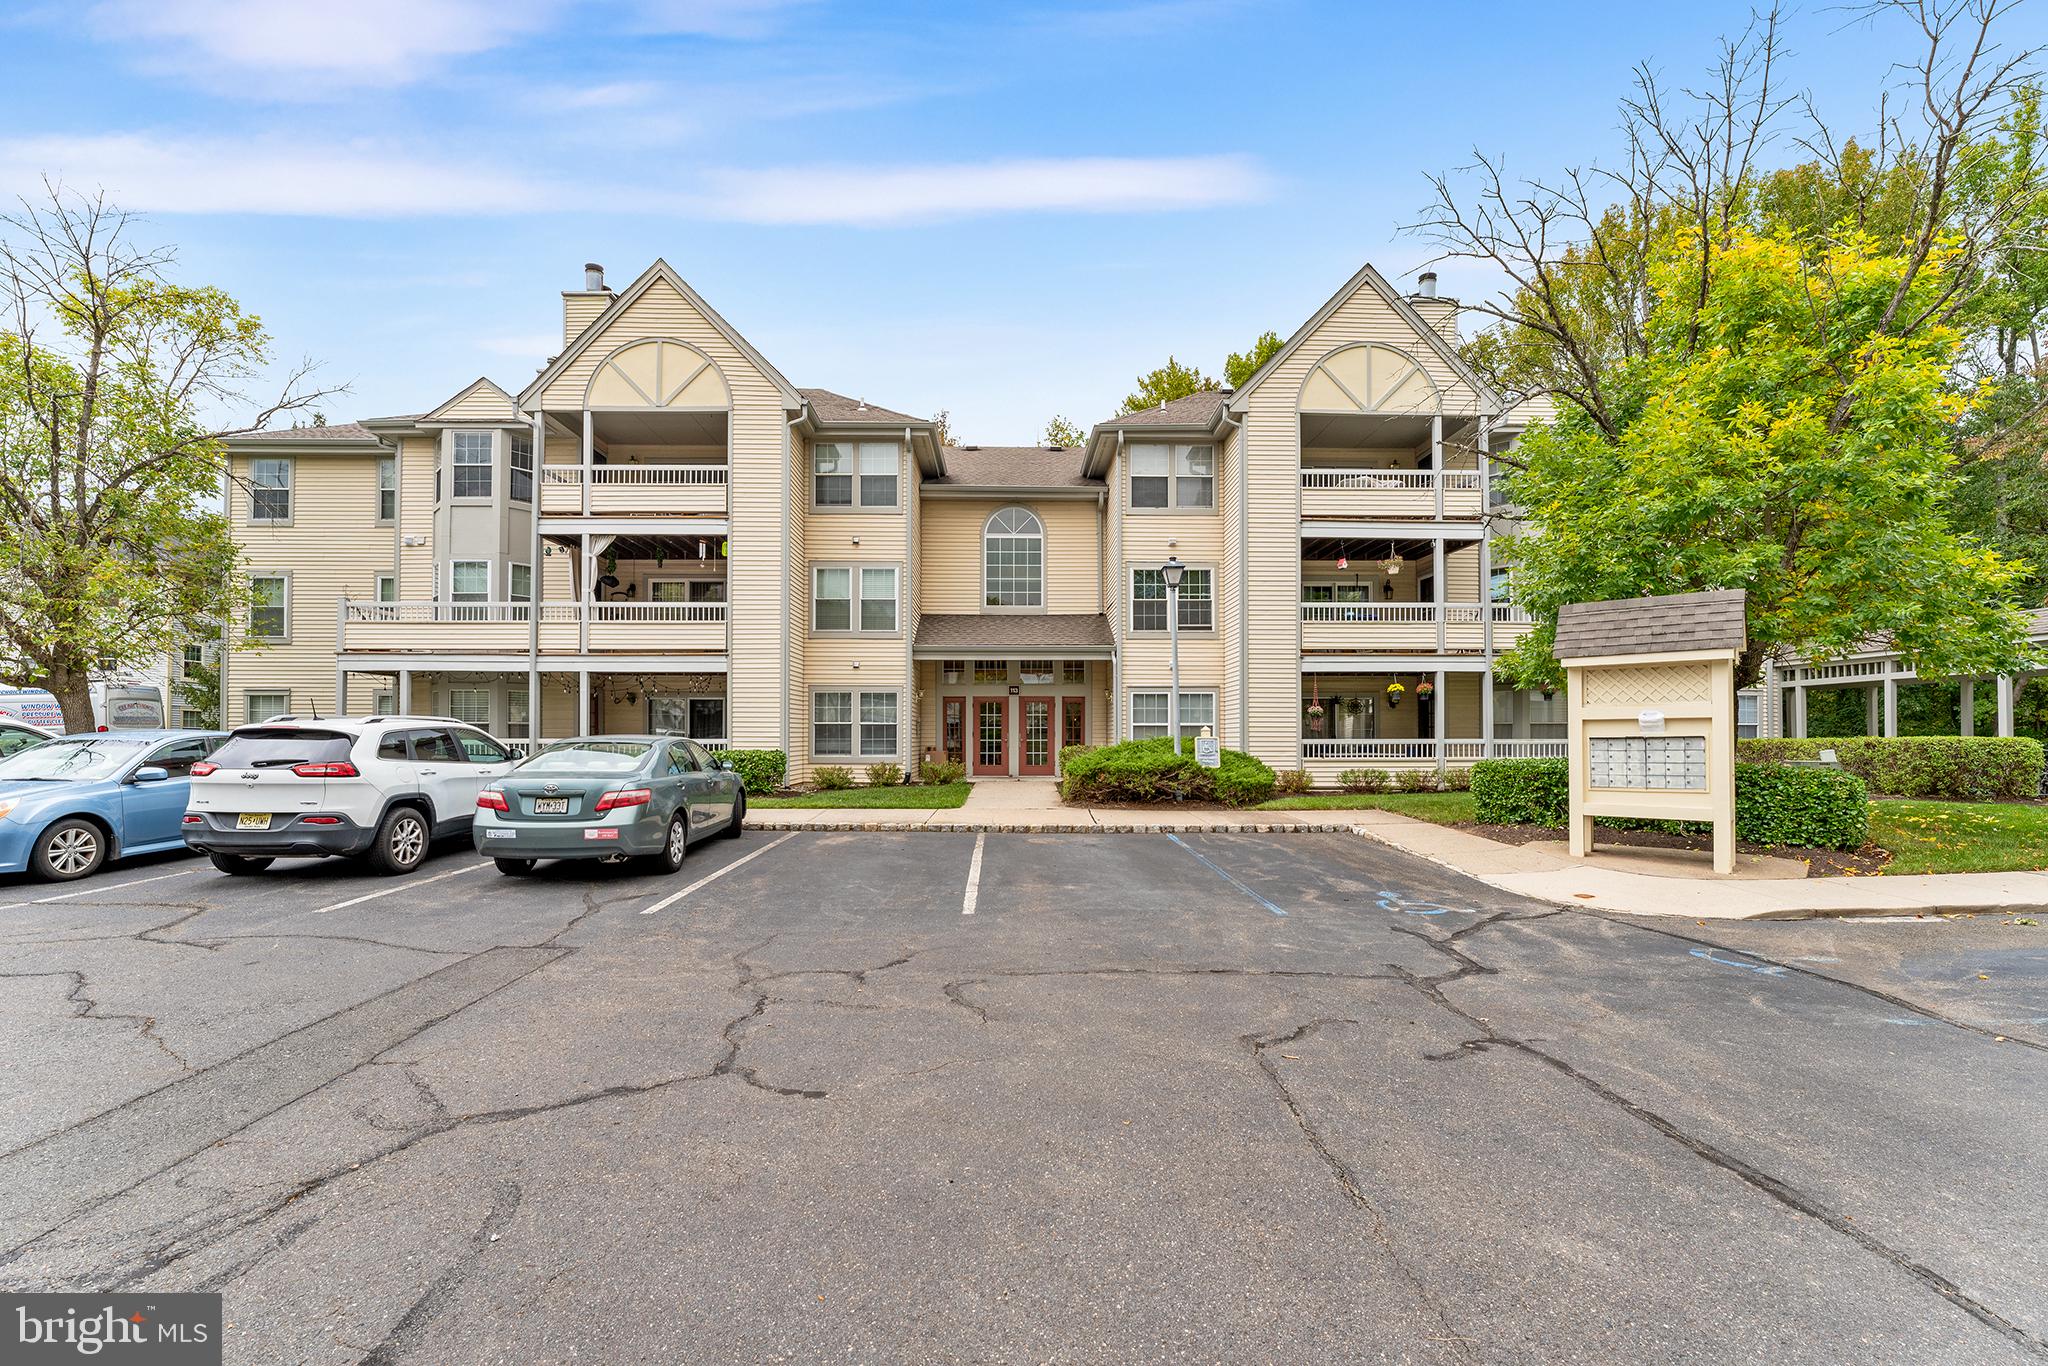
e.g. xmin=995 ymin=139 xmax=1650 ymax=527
xmin=577 ymin=670 xmax=591 ymax=736
xmin=1996 ymin=675 xmax=2016 ymax=737
xmin=1866 ymin=684 xmax=1881 ymax=737
xmin=1882 ymin=676 xmax=1898 ymax=739
xmin=1432 ymin=538 xmax=1447 ymax=652
xmin=1480 ymin=666 xmax=1496 ymax=758
xmin=1961 ymin=680 xmax=1976 ymax=736
xmin=1430 ymin=414 xmax=1445 ymax=519
xmin=1792 ymin=684 xmax=1808 ymax=739
xmin=579 ymin=533 xmax=593 ymax=654
xmin=1433 ymin=668 xmax=1447 ymax=772
xmin=580 ymin=409 xmax=594 ymax=516
xmin=398 ymin=669 xmax=412 ymax=714
xmin=334 ymin=662 xmax=347 ymax=717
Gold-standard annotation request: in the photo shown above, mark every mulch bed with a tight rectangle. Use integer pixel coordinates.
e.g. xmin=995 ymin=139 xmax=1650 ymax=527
xmin=1455 ymin=821 xmax=1891 ymax=878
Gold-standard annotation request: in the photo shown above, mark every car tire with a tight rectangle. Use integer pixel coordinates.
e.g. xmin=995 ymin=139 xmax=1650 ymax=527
xmin=494 ymin=857 xmax=535 ymax=876
xmin=33 ymin=818 xmax=107 ymax=881
xmin=364 ymin=806 xmax=430 ymax=876
xmin=646 ymin=813 xmax=687 ymax=873
xmin=722 ymin=792 xmax=745 ymax=838
xmin=209 ymin=853 xmax=273 ymax=875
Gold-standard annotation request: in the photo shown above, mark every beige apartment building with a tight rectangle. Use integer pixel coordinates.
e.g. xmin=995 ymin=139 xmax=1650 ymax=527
xmin=218 ymin=258 xmax=1567 ymax=782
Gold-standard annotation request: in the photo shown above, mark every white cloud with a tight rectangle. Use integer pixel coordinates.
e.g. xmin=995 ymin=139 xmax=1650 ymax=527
xmin=0 ymin=134 xmax=551 ymax=216
xmin=697 ymin=155 xmax=1274 ymax=226
xmin=89 ymin=0 xmax=560 ymax=92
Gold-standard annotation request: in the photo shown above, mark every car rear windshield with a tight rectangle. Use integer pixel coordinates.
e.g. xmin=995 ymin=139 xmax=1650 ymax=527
xmin=518 ymin=742 xmax=650 ymax=774
xmin=210 ymin=729 xmax=355 ymax=769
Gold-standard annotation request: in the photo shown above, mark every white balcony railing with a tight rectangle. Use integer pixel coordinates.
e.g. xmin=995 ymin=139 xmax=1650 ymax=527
xmin=588 ymin=602 xmax=727 ymax=624
xmin=509 ymin=736 xmax=729 ymax=758
xmin=1301 ymin=603 xmax=1440 ymax=623
xmin=1299 ymin=469 xmax=1482 ymax=491
xmin=1300 ymin=738 xmax=1566 ymax=762
xmin=343 ymin=600 xmax=726 ymax=626
xmin=542 ymin=464 xmax=728 ymax=488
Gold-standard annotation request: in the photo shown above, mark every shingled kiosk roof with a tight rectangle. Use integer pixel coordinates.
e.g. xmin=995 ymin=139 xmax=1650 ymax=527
xmin=913 ymin=613 xmax=1113 ymax=651
xmin=1553 ymin=589 xmax=1747 ymax=661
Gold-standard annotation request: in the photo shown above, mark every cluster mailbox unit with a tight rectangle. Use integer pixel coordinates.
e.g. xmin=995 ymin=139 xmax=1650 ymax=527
xmin=1553 ymin=589 xmax=1748 ymax=876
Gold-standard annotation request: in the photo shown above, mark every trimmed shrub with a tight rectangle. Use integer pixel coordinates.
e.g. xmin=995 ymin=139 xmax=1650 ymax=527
xmin=1738 ymin=736 xmax=2043 ymax=801
xmin=723 ymin=749 xmax=787 ymax=796
xmin=812 ymin=765 xmax=854 ymax=790
xmin=1442 ymin=766 xmax=1474 ymax=792
xmin=1395 ymin=768 xmax=1437 ymax=793
xmin=1470 ymin=756 xmax=1870 ymax=850
xmin=1058 ymin=737 xmax=1277 ymax=808
xmin=1276 ymin=768 xmax=1313 ymax=795
xmin=865 ymin=762 xmax=903 ymax=788
xmin=1058 ymin=744 xmax=1097 ymax=774
xmin=1338 ymin=767 xmax=1389 ymax=794
xmin=919 ymin=758 xmax=966 ymax=785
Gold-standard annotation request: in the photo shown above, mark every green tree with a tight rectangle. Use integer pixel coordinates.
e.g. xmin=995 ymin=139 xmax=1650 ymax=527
xmin=930 ymin=408 xmax=959 ymax=448
xmin=0 ymin=188 xmax=332 ymax=731
xmin=1496 ymin=229 xmax=2036 ymax=692
xmin=1042 ymin=414 xmax=1085 ymax=448
xmin=173 ymin=647 xmax=221 ymax=729
xmin=1119 ymin=356 xmax=1217 ymax=414
xmin=1224 ymin=330 xmax=1283 ymax=387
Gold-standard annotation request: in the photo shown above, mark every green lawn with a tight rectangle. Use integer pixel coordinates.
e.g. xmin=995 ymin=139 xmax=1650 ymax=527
xmin=1255 ymin=791 xmax=1476 ymax=824
xmin=752 ymin=782 xmax=973 ymax=810
xmin=1868 ymin=799 xmax=2048 ymax=875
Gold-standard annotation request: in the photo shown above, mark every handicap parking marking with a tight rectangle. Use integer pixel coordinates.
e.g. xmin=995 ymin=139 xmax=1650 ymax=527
xmin=314 ymin=859 xmax=490 ymax=913
xmin=1164 ymin=833 xmax=1288 ymax=917
xmin=962 ymin=833 xmax=985 ymax=916
xmin=639 ymin=832 xmax=798 ymax=915
xmin=1688 ymin=947 xmax=1789 ymax=977
xmin=0 ymin=866 xmax=203 ymax=910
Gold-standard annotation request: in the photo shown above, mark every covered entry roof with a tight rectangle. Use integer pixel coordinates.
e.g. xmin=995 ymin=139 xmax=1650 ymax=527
xmin=912 ymin=613 xmax=1113 ymax=657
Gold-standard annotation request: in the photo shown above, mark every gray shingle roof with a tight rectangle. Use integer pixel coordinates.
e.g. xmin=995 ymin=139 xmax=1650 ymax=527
xmin=230 ymin=422 xmax=380 ymax=441
xmin=928 ymin=447 xmax=1099 ymax=489
xmin=1553 ymin=589 xmax=1748 ymax=660
xmin=1095 ymin=390 xmax=1227 ymax=429
xmin=913 ymin=613 xmax=1113 ymax=650
xmin=801 ymin=388 xmax=923 ymax=426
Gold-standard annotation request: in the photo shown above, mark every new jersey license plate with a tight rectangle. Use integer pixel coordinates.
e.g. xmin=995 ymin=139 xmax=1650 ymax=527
xmin=237 ymin=813 xmax=271 ymax=830
xmin=533 ymin=798 xmax=569 ymax=814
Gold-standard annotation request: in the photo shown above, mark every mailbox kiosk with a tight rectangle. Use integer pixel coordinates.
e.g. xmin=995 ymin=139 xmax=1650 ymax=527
xmin=1554 ymin=589 xmax=1747 ymax=876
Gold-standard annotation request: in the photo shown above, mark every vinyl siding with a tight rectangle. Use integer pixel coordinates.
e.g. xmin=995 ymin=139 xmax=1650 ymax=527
xmin=431 ymin=380 xmax=518 ymax=422
xmin=917 ymin=498 xmax=1100 ymax=615
xmin=397 ymin=435 xmax=437 ymax=594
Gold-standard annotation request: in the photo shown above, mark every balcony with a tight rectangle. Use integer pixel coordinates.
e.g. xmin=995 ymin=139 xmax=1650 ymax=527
xmin=540 ymin=463 xmax=728 ymax=517
xmin=340 ymin=600 xmax=725 ymax=656
xmin=1300 ymin=467 xmax=1482 ymax=520
xmin=1300 ymin=602 xmax=1531 ymax=654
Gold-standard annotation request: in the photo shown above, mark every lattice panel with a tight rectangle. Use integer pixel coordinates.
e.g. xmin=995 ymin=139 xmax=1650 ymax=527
xmin=1581 ymin=665 xmax=1711 ymax=706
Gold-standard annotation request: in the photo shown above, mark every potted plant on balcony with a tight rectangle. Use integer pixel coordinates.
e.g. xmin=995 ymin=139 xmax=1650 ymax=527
xmin=1305 ymin=680 xmax=1325 ymax=734
xmin=1416 ymin=679 xmax=1435 ymax=701
xmin=1385 ymin=680 xmax=1405 ymax=710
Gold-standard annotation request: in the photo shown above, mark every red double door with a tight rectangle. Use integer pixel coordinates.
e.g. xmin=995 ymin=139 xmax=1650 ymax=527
xmin=955 ymin=695 xmax=1083 ymax=776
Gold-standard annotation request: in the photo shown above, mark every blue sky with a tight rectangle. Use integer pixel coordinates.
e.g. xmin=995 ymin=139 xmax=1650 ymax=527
xmin=0 ymin=0 xmax=2006 ymax=442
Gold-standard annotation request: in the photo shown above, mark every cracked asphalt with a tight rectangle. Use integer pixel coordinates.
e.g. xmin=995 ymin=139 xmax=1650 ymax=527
xmin=0 ymin=829 xmax=2044 ymax=1364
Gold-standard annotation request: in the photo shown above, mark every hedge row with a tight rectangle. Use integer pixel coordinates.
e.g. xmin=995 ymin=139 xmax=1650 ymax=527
xmin=722 ymin=749 xmax=787 ymax=795
xmin=1058 ymin=737 xmax=1277 ymax=807
xmin=1737 ymin=736 xmax=2042 ymax=802
xmin=1469 ymin=757 xmax=1869 ymax=850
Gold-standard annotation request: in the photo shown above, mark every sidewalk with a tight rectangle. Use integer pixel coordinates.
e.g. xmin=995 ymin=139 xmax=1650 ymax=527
xmin=751 ymin=779 xmax=1359 ymax=833
xmin=1346 ymin=809 xmax=2048 ymax=920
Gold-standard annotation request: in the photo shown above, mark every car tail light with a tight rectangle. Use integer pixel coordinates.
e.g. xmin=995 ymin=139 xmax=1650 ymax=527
xmin=476 ymin=790 xmax=510 ymax=811
xmin=182 ymin=814 xmax=202 ymax=824
xmin=303 ymin=815 xmax=341 ymax=825
xmin=190 ymin=761 xmax=218 ymax=777
xmin=593 ymin=787 xmax=651 ymax=812
xmin=291 ymin=761 xmax=359 ymax=778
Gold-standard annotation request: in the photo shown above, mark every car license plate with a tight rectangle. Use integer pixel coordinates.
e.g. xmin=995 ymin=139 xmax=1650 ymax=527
xmin=484 ymin=829 xmax=517 ymax=839
xmin=237 ymin=813 xmax=271 ymax=830
xmin=583 ymin=828 xmax=618 ymax=840
xmin=534 ymin=798 xmax=569 ymax=814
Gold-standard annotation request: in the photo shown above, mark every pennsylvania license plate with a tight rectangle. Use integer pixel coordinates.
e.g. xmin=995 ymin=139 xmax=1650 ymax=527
xmin=533 ymin=798 xmax=569 ymax=814
xmin=583 ymin=828 xmax=618 ymax=841
xmin=237 ymin=812 xmax=271 ymax=830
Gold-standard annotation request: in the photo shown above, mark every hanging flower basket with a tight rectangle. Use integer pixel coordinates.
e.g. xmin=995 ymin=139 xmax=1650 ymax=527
xmin=1305 ymin=700 xmax=1325 ymax=734
xmin=1385 ymin=681 xmax=1405 ymax=710
xmin=1416 ymin=680 xmax=1435 ymax=700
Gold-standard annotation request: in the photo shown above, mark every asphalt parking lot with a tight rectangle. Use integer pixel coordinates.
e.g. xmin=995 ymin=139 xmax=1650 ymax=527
xmin=1 ymin=831 xmax=2045 ymax=1364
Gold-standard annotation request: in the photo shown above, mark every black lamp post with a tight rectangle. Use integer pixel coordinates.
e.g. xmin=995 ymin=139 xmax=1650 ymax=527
xmin=1161 ymin=556 xmax=1185 ymax=750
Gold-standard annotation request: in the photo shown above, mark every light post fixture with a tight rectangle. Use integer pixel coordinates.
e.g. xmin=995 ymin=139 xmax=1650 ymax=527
xmin=1161 ymin=556 xmax=1185 ymax=752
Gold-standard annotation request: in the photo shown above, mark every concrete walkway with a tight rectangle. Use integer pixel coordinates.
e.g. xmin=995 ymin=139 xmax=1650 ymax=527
xmin=752 ymin=780 xmax=1356 ymax=833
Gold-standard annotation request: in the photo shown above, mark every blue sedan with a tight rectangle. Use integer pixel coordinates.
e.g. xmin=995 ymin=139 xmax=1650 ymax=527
xmin=0 ymin=730 xmax=226 ymax=881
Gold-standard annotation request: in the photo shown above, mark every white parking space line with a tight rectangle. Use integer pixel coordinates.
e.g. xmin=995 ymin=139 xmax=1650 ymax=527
xmin=0 ymin=866 xmax=202 ymax=910
xmin=314 ymin=860 xmax=488 ymax=913
xmin=1164 ymin=833 xmax=1289 ymax=917
xmin=639 ymin=833 xmax=797 ymax=915
xmin=962 ymin=833 xmax=985 ymax=915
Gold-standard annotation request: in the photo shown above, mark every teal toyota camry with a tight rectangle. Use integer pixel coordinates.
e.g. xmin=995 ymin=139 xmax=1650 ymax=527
xmin=473 ymin=736 xmax=744 ymax=875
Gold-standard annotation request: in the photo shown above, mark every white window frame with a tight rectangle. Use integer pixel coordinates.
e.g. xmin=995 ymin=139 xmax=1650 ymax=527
xmin=1130 ymin=565 xmax=1214 ymax=633
xmin=1128 ymin=690 xmax=1216 ymax=741
xmin=249 ymin=573 xmax=290 ymax=641
xmin=244 ymin=689 xmax=290 ymax=722
xmin=1018 ymin=660 xmax=1055 ymax=684
xmin=376 ymin=456 xmax=397 ymax=524
xmin=1737 ymin=692 xmax=1760 ymax=740
xmin=812 ymin=690 xmax=854 ymax=756
xmin=858 ymin=690 xmax=900 ymax=758
xmin=1127 ymin=443 xmax=1215 ymax=513
xmin=509 ymin=433 xmax=534 ymax=504
xmin=982 ymin=506 xmax=1045 ymax=611
xmin=450 ymin=430 xmax=494 ymax=500
xmin=376 ymin=574 xmax=398 ymax=603
xmin=447 ymin=688 xmax=492 ymax=729
xmin=812 ymin=441 xmax=900 ymax=510
xmin=506 ymin=689 xmax=531 ymax=740
xmin=449 ymin=560 xmax=491 ymax=602
xmin=249 ymin=458 xmax=293 ymax=524
xmin=811 ymin=564 xmax=899 ymax=634
xmin=509 ymin=563 xmax=533 ymax=603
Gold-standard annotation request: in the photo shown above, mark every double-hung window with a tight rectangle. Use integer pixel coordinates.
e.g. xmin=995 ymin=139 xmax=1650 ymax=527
xmin=245 ymin=690 xmax=289 ymax=721
xmin=250 ymin=459 xmax=292 ymax=523
xmin=1130 ymin=691 xmax=1215 ymax=741
xmin=1737 ymin=693 xmax=1760 ymax=740
xmin=249 ymin=575 xmax=288 ymax=639
xmin=450 ymin=561 xmax=489 ymax=620
xmin=813 ymin=691 xmax=898 ymax=758
xmin=1128 ymin=444 xmax=1214 ymax=510
xmin=377 ymin=457 xmax=396 ymax=522
xmin=813 ymin=442 xmax=899 ymax=508
xmin=509 ymin=434 xmax=534 ymax=503
xmin=1130 ymin=567 xmax=1212 ymax=631
xmin=451 ymin=431 xmax=493 ymax=498
xmin=448 ymin=689 xmax=491 ymax=728
xmin=509 ymin=564 xmax=532 ymax=614
xmin=812 ymin=565 xmax=897 ymax=633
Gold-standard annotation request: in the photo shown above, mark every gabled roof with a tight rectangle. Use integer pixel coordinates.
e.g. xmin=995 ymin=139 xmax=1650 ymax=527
xmin=421 ymin=377 xmax=519 ymax=423
xmin=1226 ymin=262 xmax=1500 ymax=416
xmin=1095 ymin=391 xmax=1229 ymax=430
xmin=1554 ymin=589 xmax=1748 ymax=661
xmin=517 ymin=259 xmax=803 ymax=410
xmin=928 ymin=446 xmax=1099 ymax=490
xmin=800 ymin=388 xmax=925 ymax=427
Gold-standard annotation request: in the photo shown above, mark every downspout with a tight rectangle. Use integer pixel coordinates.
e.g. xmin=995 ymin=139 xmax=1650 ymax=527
xmin=1216 ymin=407 xmax=1244 ymax=752
xmin=782 ymin=402 xmax=806 ymax=758
xmin=904 ymin=423 xmax=915 ymax=768
xmin=527 ymin=409 xmax=544 ymax=746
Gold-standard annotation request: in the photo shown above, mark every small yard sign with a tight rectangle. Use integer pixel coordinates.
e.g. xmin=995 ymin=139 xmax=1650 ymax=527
xmin=1194 ymin=729 xmax=1221 ymax=769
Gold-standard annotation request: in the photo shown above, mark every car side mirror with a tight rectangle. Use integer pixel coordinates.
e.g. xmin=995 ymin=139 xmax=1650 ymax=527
xmin=716 ymin=758 xmax=735 ymax=772
xmin=131 ymin=766 xmax=170 ymax=784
